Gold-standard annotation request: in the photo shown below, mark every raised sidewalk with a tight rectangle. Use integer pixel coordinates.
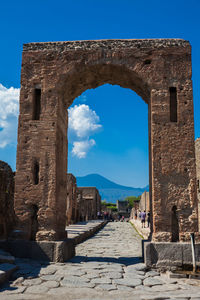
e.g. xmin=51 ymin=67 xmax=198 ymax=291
xmin=129 ymin=218 xmax=150 ymax=239
xmin=66 ymin=220 xmax=107 ymax=245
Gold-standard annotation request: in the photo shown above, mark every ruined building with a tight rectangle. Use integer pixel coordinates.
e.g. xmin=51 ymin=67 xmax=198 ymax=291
xmin=77 ymin=187 xmax=101 ymax=221
xmin=0 ymin=161 xmax=15 ymax=238
xmin=66 ymin=175 xmax=102 ymax=224
xmin=117 ymin=200 xmax=131 ymax=217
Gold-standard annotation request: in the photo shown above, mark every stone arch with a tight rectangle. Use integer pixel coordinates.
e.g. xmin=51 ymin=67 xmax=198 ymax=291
xmin=14 ymin=39 xmax=198 ymax=242
xmin=56 ymin=63 xmax=150 ymax=107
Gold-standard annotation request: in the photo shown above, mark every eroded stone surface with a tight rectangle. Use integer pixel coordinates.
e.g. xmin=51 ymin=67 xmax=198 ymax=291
xmin=14 ymin=39 xmax=198 ymax=242
xmin=0 ymin=161 xmax=15 ymax=239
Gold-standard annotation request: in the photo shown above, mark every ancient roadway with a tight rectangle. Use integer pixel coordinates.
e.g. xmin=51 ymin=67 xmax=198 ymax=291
xmin=1 ymin=222 xmax=200 ymax=299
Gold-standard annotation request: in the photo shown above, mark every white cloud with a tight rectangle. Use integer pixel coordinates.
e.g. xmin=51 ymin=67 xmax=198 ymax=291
xmin=72 ymin=139 xmax=96 ymax=158
xmin=0 ymin=84 xmax=20 ymax=148
xmin=68 ymin=104 xmax=102 ymax=138
xmin=0 ymin=85 xmax=101 ymax=158
xmin=68 ymin=104 xmax=102 ymax=158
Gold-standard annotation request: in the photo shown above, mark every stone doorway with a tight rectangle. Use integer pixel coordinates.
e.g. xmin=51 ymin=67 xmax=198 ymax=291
xmin=14 ymin=39 xmax=198 ymax=242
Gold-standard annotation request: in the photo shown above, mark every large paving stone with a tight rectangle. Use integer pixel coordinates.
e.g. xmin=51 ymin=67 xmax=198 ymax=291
xmin=91 ymin=277 xmax=111 ymax=284
xmin=0 ymin=286 xmax=27 ymax=294
xmin=126 ymin=263 xmax=146 ymax=272
xmin=95 ymin=284 xmax=117 ymax=291
xmin=151 ymin=284 xmax=180 ymax=291
xmin=60 ymin=275 xmax=95 ymax=288
xmin=101 ymin=271 xmax=122 ymax=279
xmin=117 ymin=285 xmax=134 ymax=291
xmin=39 ymin=266 xmax=57 ymax=275
xmin=41 ymin=280 xmax=60 ymax=288
xmin=123 ymin=272 xmax=145 ymax=279
xmin=63 ymin=275 xmax=90 ymax=283
xmin=56 ymin=269 xmax=86 ymax=276
xmin=22 ymin=278 xmax=42 ymax=286
xmin=40 ymin=274 xmax=64 ymax=281
xmin=11 ymin=276 xmax=24 ymax=286
xmin=25 ymin=285 xmax=49 ymax=293
xmin=113 ymin=278 xmax=142 ymax=287
xmin=60 ymin=279 xmax=95 ymax=288
xmin=145 ymin=270 xmax=160 ymax=277
xmin=143 ymin=277 xmax=164 ymax=286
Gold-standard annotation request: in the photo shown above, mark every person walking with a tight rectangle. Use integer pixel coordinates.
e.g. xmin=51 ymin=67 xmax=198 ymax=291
xmin=141 ymin=210 xmax=146 ymax=228
xmin=134 ymin=210 xmax=137 ymax=220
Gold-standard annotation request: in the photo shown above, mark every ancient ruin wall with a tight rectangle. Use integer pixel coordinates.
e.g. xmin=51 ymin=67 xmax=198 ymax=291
xmin=195 ymin=138 xmax=200 ymax=229
xmin=0 ymin=161 xmax=15 ymax=238
xmin=14 ymin=39 xmax=198 ymax=241
xmin=78 ymin=187 xmax=101 ymax=220
xmin=139 ymin=192 xmax=150 ymax=212
xmin=66 ymin=174 xmax=78 ymax=225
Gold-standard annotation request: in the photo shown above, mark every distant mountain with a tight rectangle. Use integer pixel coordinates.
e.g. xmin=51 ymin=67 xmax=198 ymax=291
xmin=76 ymin=174 xmax=149 ymax=203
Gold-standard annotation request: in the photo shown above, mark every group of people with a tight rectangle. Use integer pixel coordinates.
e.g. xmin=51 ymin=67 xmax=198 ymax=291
xmin=98 ymin=211 xmax=114 ymax=221
xmin=134 ymin=210 xmax=150 ymax=228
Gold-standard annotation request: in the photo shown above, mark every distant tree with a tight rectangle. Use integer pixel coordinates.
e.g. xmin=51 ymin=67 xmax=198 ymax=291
xmin=124 ymin=196 xmax=141 ymax=208
xmin=101 ymin=200 xmax=117 ymax=212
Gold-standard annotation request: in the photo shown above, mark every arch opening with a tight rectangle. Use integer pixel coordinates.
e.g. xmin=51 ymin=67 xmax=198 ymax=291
xmin=67 ymin=82 xmax=150 ymax=225
xmin=57 ymin=64 xmax=151 ymax=108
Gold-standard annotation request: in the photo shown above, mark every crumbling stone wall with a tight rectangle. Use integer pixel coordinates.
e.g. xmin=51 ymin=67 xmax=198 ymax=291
xmin=0 ymin=161 xmax=15 ymax=238
xmin=14 ymin=39 xmax=198 ymax=242
xmin=77 ymin=187 xmax=101 ymax=221
xmin=117 ymin=200 xmax=131 ymax=217
xmin=66 ymin=174 xmax=78 ymax=225
xmin=76 ymin=189 xmax=86 ymax=222
xmin=139 ymin=191 xmax=150 ymax=212
xmin=195 ymin=138 xmax=200 ymax=229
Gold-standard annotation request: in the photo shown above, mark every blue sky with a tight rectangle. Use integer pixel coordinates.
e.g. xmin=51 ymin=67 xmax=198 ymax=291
xmin=0 ymin=0 xmax=200 ymax=187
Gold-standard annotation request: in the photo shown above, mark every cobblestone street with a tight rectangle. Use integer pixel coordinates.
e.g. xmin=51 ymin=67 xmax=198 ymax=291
xmin=1 ymin=222 xmax=200 ymax=299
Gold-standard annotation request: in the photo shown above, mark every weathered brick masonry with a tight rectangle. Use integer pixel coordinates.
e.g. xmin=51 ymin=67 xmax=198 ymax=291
xmin=14 ymin=39 xmax=198 ymax=242
xmin=77 ymin=187 xmax=101 ymax=221
xmin=0 ymin=161 xmax=15 ymax=238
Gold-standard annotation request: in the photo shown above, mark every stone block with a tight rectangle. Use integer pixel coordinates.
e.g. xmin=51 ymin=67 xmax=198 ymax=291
xmin=0 ymin=263 xmax=18 ymax=285
xmin=0 ymin=239 xmax=75 ymax=262
xmin=144 ymin=242 xmax=200 ymax=270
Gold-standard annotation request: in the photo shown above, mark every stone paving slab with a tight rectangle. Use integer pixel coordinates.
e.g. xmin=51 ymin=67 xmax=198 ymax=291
xmin=0 ymin=222 xmax=200 ymax=299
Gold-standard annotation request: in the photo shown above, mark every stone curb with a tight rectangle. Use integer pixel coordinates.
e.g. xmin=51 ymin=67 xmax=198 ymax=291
xmin=67 ymin=221 xmax=107 ymax=245
xmin=129 ymin=219 xmax=150 ymax=240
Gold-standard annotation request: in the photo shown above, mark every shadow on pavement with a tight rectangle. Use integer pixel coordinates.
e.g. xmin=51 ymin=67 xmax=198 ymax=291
xmin=68 ymin=255 xmax=142 ymax=266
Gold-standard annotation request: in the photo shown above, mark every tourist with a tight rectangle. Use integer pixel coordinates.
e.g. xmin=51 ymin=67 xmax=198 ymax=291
xmin=138 ymin=210 xmax=141 ymax=220
xmin=134 ymin=211 xmax=137 ymax=220
xmin=141 ymin=210 xmax=146 ymax=228
xmin=147 ymin=211 xmax=150 ymax=227
xmin=97 ymin=211 xmax=101 ymax=220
